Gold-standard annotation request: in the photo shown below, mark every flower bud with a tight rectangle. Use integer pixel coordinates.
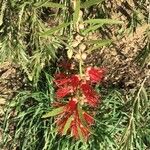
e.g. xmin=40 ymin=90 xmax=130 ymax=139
xmin=72 ymin=40 xmax=79 ymax=47
xmin=79 ymin=43 xmax=86 ymax=51
xmin=79 ymin=23 xmax=84 ymax=30
xmin=81 ymin=53 xmax=87 ymax=60
xmin=79 ymin=10 xmax=83 ymax=18
xmin=75 ymin=35 xmax=84 ymax=42
xmin=74 ymin=54 xmax=80 ymax=60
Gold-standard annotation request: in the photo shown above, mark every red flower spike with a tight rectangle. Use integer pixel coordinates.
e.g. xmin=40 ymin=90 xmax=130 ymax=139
xmin=57 ymin=117 xmax=69 ymax=134
xmin=83 ymin=112 xmax=94 ymax=125
xmin=54 ymin=73 xmax=70 ymax=87
xmin=86 ymin=67 xmax=105 ymax=83
xmin=81 ymin=83 xmax=99 ymax=107
xmin=51 ymin=64 xmax=105 ymax=140
xmin=56 ymin=113 xmax=70 ymax=126
xmin=70 ymin=75 xmax=80 ymax=90
xmin=79 ymin=124 xmax=90 ymax=140
xmin=71 ymin=120 xmax=79 ymax=139
xmin=56 ymin=87 xmax=71 ymax=99
xmin=65 ymin=98 xmax=78 ymax=112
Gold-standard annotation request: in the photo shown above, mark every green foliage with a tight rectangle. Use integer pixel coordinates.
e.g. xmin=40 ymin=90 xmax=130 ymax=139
xmin=0 ymin=0 xmax=122 ymax=85
xmin=34 ymin=1 xmax=66 ymax=9
xmin=73 ymin=0 xmax=80 ymax=24
xmin=1 ymin=0 xmax=150 ymax=149
xmin=85 ymin=39 xmax=112 ymax=52
xmin=62 ymin=115 xmax=73 ymax=135
xmin=0 ymin=0 xmax=65 ymax=84
xmin=81 ymin=0 xmax=104 ymax=8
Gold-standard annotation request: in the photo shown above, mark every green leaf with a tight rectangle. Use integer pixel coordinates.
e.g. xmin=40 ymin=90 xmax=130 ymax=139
xmin=34 ymin=1 xmax=66 ymax=9
xmin=62 ymin=115 xmax=73 ymax=135
xmin=77 ymin=125 xmax=85 ymax=142
xmin=73 ymin=0 xmax=80 ymax=24
xmin=85 ymin=39 xmax=112 ymax=45
xmin=82 ymin=24 xmax=103 ymax=35
xmin=84 ymin=19 xmax=123 ymax=25
xmin=40 ymin=22 xmax=70 ymax=36
xmin=77 ymin=105 xmax=88 ymax=127
xmin=88 ymin=39 xmax=112 ymax=52
xmin=0 ymin=1 xmax=6 ymax=26
xmin=81 ymin=0 xmax=104 ymax=8
xmin=42 ymin=106 xmax=64 ymax=118
xmin=141 ymin=87 xmax=148 ymax=101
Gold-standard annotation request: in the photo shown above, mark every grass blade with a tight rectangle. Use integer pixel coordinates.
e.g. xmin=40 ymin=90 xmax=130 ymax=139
xmin=82 ymin=24 xmax=103 ymax=34
xmin=84 ymin=19 xmax=123 ymax=25
xmin=88 ymin=39 xmax=112 ymax=52
xmin=73 ymin=0 xmax=80 ymax=24
xmin=34 ymin=1 xmax=66 ymax=9
xmin=81 ymin=0 xmax=104 ymax=8
xmin=85 ymin=39 xmax=112 ymax=45
xmin=42 ymin=106 xmax=64 ymax=118
xmin=62 ymin=115 xmax=73 ymax=135
xmin=40 ymin=22 xmax=70 ymax=36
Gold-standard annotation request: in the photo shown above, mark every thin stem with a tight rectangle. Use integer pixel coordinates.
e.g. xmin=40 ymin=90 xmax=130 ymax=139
xmin=79 ymin=49 xmax=83 ymax=78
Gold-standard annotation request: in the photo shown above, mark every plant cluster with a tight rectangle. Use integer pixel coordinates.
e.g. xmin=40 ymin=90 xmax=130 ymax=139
xmin=42 ymin=64 xmax=105 ymax=140
xmin=1 ymin=0 xmax=150 ymax=150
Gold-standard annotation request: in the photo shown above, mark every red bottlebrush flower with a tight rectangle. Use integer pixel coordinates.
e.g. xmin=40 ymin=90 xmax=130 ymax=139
xmin=71 ymin=120 xmax=79 ymax=139
xmin=70 ymin=75 xmax=80 ymax=90
xmin=52 ymin=98 xmax=95 ymax=140
xmin=65 ymin=98 xmax=78 ymax=111
xmin=79 ymin=124 xmax=90 ymax=140
xmin=71 ymin=112 xmax=90 ymax=140
xmin=54 ymin=73 xmax=70 ymax=87
xmin=83 ymin=112 xmax=94 ymax=125
xmin=50 ymin=64 xmax=104 ymax=140
xmin=86 ymin=67 xmax=105 ymax=83
xmin=56 ymin=116 xmax=68 ymax=133
xmin=80 ymin=83 xmax=99 ymax=107
xmin=56 ymin=87 xmax=72 ymax=99
xmin=55 ymin=99 xmax=78 ymax=135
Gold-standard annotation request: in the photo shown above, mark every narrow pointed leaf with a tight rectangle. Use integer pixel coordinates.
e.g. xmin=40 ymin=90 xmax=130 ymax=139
xmin=42 ymin=106 xmax=64 ymax=118
xmin=88 ymin=39 xmax=112 ymax=52
xmin=84 ymin=19 xmax=123 ymax=25
xmin=141 ymin=87 xmax=148 ymax=101
xmin=0 ymin=1 xmax=6 ymax=26
xmin=81 ymin=0 xmax=104 ymax=8
xmin=73 ymin=0 xmax=80 ymax=24
xmin=77 ymin=125 xmax=85 ymax=142
xmin=85 ymin=39 xmax=112 ymax=45
xmin=40 ymin=22 xmax=70 ymax=36
xmin=82 ymin=24 xmax=103 ymax=35
xmin=77 ymin=105 xmax=88 ymax=127
xmin=34 ymin=1 xmax=66 ymax=9
xmin=62 ymin=115 xmax=73 ymax=135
